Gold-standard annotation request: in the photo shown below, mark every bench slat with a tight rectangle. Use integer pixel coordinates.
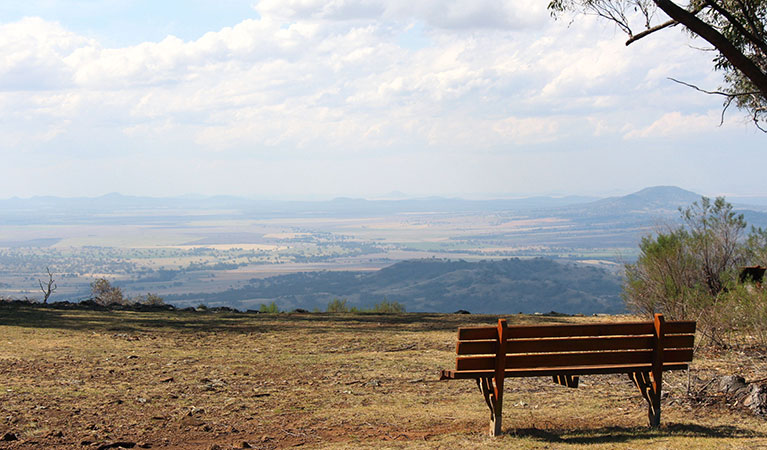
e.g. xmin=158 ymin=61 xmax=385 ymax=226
xmin=457 ymin=327 xmax=498 ymax=341
xmin=507 ymin=322 xmax=655 ymax=338
xmin=665 ymin=321 xmax=696 ymax=334
xmin=457 ymin=336 xmax=695 ymax=357
xmin=457 ymin=320 xmax=695 ymax=341
xmin=506 ymin=348 xmax=694 ymax=368
xmin=456 ymin=334 xmax=694 ymax=355
xmin=442 ymin=362 xmax=690 ymax=380
xmin=457 ymin=323 xmax=656 ymax=340
xmin=456 ymin=348 xmax=693 ymax=371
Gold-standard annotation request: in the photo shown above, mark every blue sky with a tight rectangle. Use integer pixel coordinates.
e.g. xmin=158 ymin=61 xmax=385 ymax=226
xmin=0 ymin=1 xmax=764 ymax=200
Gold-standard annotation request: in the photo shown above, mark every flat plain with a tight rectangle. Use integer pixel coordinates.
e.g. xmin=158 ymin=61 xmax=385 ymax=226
xmin=1 ymin=306 xmax=765 ymax=449
xmin=0 ymin=212 xmax=629 ymax=304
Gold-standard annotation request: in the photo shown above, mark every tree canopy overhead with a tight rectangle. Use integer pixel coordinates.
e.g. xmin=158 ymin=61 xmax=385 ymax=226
xmin=549 ymin=0 xmax=767 ymax=130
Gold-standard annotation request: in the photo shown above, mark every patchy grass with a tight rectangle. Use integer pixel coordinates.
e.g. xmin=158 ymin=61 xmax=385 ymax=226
xmin=0 ymin=306 xmax=765 ymax=449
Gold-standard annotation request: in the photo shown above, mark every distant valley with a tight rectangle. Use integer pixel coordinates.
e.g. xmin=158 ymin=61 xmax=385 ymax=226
xmin=2 ymin=186 xmax=766 ymax=313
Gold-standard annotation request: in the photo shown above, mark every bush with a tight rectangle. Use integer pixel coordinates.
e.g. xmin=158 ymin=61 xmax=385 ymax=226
xmin=259 ymin=301 xmax=280 ymax=313
xmin=137 ymin=293 xmax=165 ymax=306
xmin=370 ymin=299 xmax=406 ymax=313
xmin=624 ymin=196 xmax=767 ymax=347
xmin=326 ymin=298 xmax=350 ymax=313
xmin=326 ymin=298 xmax=405 ymax=313
xmin=90 ymin=278 xmax=125 ymax=306
xmin=711 ymin=284 xmax=767 ymax=347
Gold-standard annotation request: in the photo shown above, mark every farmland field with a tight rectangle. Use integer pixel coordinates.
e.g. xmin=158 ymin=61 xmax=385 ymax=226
xmin=1 ymin=305 xmax=765 ymax=449
xmin=0 ymin=211 xmax=630 ymax=304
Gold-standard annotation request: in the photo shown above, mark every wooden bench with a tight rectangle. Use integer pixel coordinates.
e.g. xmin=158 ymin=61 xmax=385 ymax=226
xmin=440 ymin=314 xmax=695 ymax=436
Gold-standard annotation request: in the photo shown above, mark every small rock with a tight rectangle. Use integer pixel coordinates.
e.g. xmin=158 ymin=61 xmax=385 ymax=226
xmin=1 ymin=432 xmax=18 ymax=441
xmin=159 ymin=377 xmax=174 ymax=383
xmin=137 ymin=443 xmax=152 ymax=448
xmin=96 ymin=442 xmax=137 ymax=450
xmin=720 ymin=375 xmax=748 ymax=396
xmin=744 ymin=384 xmax=767 ymax=415
xmin=719 ymin=375 xmax=767 ymax=416
xmin=179 ymin=416 xmax=205 ymax=427
xmin=127 ymin=355 xmax=138 ymax=359
xmin=208 ymin=445 xmax=222 ymax=450
xmin=241 ymin=441 xmax=253 ymax=448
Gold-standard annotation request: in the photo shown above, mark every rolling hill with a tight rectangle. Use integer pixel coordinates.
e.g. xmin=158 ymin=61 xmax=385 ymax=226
xmin=164 ymin=258 xmax=624 ymax=314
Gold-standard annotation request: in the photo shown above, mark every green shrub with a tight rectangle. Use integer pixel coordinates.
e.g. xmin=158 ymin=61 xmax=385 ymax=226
xmin=624 ymin=196 xmax=767 ymax=347
xmin=370 ymin=299 xmax=406 ymax=313
xmin=326 ymin=298 xmax=349 ymax=313
xmin=138 ymin=293 xmax=165 ymax=306
xmin=90 ymin=278 xmax=125 ymax=306
xmin=259 ymin=301 xmax=280 ymax=313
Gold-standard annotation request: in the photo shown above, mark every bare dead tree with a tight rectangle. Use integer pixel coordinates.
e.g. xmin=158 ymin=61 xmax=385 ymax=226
xmin=39 ymin=267 xmax=57 ymax=304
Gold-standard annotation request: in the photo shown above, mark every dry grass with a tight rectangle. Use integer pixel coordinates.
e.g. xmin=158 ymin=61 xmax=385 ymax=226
xmin=0 ymin=307 xmax=765 ymax=449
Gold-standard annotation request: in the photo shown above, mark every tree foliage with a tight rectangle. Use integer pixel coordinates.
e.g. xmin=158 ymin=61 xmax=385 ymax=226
xmin=549 ymin=0 xmax=767 ymax=130
xmin=258 ymin=301 xmax=281 ymax=313
xmin=137 ymin=293 xmax=165 ymax=306
xmin=623 ymin=196 xmax=767 ymax=346
xmin=369 ymin=299 xmax=407 ymax=313
xmin=90 ymin=278 xmax=125 ymax=306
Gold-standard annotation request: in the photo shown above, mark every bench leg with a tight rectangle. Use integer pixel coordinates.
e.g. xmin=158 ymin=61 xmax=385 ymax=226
xmin=552 ymin=375 xmax=579 ymax=388
xmin=476 ymin=377 xmax=503 ymax=436
xmin=629 ymin=371 xmax=661 ymax=427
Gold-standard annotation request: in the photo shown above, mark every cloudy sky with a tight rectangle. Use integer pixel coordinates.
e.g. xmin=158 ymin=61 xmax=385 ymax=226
xmin=1 ymin=0 xmax=764 ymax=200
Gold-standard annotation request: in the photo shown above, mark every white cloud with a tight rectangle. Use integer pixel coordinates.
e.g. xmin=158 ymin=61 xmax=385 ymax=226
xmin=254 ymin=0 xmax=548 ymax=30
xmin=622 ymin=110 xmax=728 ymax=139
xmin=0 ymin=6 xmax=760 ymax=198
xmin=493 ymin=116 xmax=560 ymax=143
xmin=0 ymin=17 xmax=90 ymax=90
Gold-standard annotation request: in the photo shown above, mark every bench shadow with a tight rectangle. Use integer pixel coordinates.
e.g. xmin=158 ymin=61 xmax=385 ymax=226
xmin=507 ymin=423 xmax=766 ymax=444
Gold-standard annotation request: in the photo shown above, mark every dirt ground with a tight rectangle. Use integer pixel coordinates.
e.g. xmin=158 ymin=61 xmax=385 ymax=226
xmin=1 ymin=306 xmax=766 ymax=449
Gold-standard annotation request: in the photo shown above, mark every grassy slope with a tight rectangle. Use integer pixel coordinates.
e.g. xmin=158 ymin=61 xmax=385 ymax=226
xmin=0 ymin=307 xmax=765 ymax=449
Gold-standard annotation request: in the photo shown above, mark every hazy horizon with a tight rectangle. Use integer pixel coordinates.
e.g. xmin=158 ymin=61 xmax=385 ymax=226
xmin=2 ymin=185 xmax=767 ymax=203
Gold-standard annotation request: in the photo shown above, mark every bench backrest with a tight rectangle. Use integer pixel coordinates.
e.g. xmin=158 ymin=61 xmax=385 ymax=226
xmin=453 ymin=318 xmax=696 ymax=373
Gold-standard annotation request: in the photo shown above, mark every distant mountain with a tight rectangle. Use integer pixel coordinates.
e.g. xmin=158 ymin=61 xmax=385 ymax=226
xmin=585 ymin=186 xmax=702 ymax=213
xmin=0 ymin=192 xmax=598 ymax=224
xmin=0 ymin=186 xmax=710 ymax=222
xmin=3 ymin=186 xmax=767 ymax=245
xmin=0 ymin=187 xmax=714 ymax=224
xmin=164 ymin=258 xmax=624 ymax=314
